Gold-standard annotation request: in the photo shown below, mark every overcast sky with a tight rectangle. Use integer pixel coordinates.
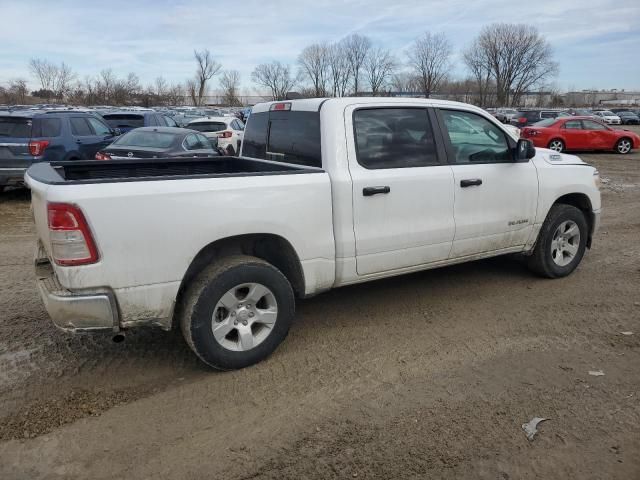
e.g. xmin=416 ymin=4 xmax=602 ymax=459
xmin=1 ymin=0 xmax=639 ymax=93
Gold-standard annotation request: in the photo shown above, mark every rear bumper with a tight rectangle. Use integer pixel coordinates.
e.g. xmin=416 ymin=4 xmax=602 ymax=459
xmin=35 ymin=254 xmax=119 ymax=333
xmin=0 ymin=167 xmax=28 ymax=186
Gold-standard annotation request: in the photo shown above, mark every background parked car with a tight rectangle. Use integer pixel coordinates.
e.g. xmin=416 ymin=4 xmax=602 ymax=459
xmin=101 ymin=111 xmax=177 ymax=133
xmin=0 ymin=110 xmax=117 ymax=190
xmin=510 ymin=110 xmax=568 ymax=128
xmin=494 ymin=108 xmax=519 ymax=124
xmin=95 ymin=127 xmax=222 ymax=160
xmin=592 ymin=110 xmax=622 ymax=125
xmin=186 ymin=116 xmax=245 ymax=155
xmin=520 ymin=116 xmax=639 ymax=154
xmin=616 ymin=111 xmax=640 ymax=125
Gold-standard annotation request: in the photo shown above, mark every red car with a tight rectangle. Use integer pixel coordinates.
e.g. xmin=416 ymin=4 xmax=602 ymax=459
xmin=521 ymin=116 xmax=640 ymax=154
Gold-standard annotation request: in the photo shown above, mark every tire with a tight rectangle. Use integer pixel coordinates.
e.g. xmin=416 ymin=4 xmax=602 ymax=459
xmin=615 ymin=138 xmax=632 ymax=154
xmin=527 ymin=204 xmax=588 ymax=278
xmin=179 ymin=255 xmax=295 ymax=370
xmin=548 ymin=139 xmax=565 ymax=153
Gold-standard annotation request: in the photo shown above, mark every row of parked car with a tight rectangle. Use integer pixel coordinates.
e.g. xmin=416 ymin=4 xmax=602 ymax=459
xmin=487 ymin=107 xmax=640 ymax=127
xmin=0 ymin=105 xmax=251 ymax=190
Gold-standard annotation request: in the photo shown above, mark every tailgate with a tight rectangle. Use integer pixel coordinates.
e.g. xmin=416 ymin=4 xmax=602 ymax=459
xmin=26 ymin=176 xmax=53 ymax=259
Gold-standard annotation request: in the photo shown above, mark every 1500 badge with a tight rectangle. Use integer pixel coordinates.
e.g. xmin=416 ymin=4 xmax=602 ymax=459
xmin=508 ymin=219 xmax=529 ymax=226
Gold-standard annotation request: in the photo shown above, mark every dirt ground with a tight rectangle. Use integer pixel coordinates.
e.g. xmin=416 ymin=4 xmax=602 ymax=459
xmin=1 ymin=131 xmax=639 ymax=479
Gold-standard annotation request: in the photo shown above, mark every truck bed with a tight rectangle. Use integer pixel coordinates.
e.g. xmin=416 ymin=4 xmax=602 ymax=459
xmin=26 ymin=156 xmax=322 ymax=185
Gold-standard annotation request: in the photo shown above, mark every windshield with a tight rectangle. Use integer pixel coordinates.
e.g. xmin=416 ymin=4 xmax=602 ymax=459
xmin=113 ymin=131 xmax=177 ymax=148
xmin=103 ymin=114 xmax=145 ymax=128
xmin=601 ymin=111 xmax=615 ymax=116
xmin=188 ymin=122 xmax=227 ymax=133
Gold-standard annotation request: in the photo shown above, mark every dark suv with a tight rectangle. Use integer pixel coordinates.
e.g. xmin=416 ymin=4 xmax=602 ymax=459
xmin=510 ymin=110 xmax=567 ymax=128
xmin=101 ymin=111 xmax=178 ymax=134
xmin=0 ymin=110 xmax=117 ymax=191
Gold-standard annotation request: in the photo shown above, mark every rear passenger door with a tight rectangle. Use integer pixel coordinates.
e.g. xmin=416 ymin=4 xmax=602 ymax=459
xmin=436 ymin=108 xmax=538 ymax=257
xmin=69 ymin=117 xmax=102 ymax=159
xmin=346 ymin=106 xmax=455 ymax=276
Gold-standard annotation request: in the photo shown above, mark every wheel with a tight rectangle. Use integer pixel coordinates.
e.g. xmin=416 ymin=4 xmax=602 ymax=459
xmin=179 ymin=255 xmax=295 ymax=370
xmin=615 ymin=138 xmax=632 ymax=154
xmin=527 ymin=204 xmax=588 ymax=278
xmin=548 ymin=139 xmax=565 ymax=153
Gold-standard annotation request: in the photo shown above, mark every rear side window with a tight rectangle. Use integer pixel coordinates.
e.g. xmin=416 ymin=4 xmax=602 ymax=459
xmin=33 ymin=118 xmax=62 ymax=137
xmin=103 ymin=114 xmax=145 ymax=129
xmin=183 ymin=134 xmax=210 ymax=150
xmin=354 ymin=108 xmax=438 ymax=169
xmin=0 ymin=117 xmax=32 ymax=138
xmin=70 ymin=117 xmax=94 ymax=136
xmin=242 ymin=111 xmax=321 ymax=167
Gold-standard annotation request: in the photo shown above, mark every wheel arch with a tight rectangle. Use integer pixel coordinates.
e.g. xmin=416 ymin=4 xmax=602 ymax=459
xmin=175 ymin=234 xmax=306 ymax=315
xmin=552 ymin=193 xmax=595 ymax=248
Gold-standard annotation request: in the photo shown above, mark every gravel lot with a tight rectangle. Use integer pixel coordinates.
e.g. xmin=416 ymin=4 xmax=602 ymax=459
xmin=1 ymin=129 xmax=639 ymax=479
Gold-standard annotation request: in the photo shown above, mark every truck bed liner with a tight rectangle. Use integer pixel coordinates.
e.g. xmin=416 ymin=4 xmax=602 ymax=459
xmin=26 ymin=156 xmax=322 ymax=185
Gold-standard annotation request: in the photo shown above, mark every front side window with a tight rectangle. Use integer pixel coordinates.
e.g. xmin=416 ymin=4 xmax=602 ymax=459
xmin=183 ymin=134 xmax=209 ymax=150
xmin=164 ymin=115 xmax=178 ymax=127
xmin=582 ymin=120 xmax=607 ymax=131
xmin=70 ymin=117 xmax=93 ymax=136
xmin=354 ymin=108 xmax=437 ymax=169
xmin=440 ymin=110 xmax=511 ymax=164
xmin=87 ymin=117 xmax=111 ymax=136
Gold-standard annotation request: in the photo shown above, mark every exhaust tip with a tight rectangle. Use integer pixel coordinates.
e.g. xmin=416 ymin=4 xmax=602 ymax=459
xmin=112 ymin=333 xmax=126 ymax=343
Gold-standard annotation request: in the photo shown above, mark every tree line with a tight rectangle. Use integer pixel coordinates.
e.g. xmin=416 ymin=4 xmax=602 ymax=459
xmin=0 ymin=23 xmax=558 ymax=108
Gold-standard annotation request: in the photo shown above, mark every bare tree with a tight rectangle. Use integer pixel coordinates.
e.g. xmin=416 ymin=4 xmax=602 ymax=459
xmin=465 ymin=23 xmax=558 ymax=107
xmin=463 ymin=43 xmax=493 ymax=107
xmin=298 ymin=43 xmax=329 ymax=97
xmin=167 ymin=83 xmax=185 ymax=106
xmin=193 ymin=49 xmax=221 ymax=106
xmin=343 ymin=34 xmax=371 ymax=95
xmin=327 ymin=41 xmax=351 ymax=97
xmin=407 ymin=32 xmax=452 ymax=98
xmin=364 ymin=47 xmax=396 ymax=95
xmin=8 ymin=79 xmax=28 ymax=104
xmin=29 ymin=58 xmax=75 ymax=102
xmin=391 ymin=72 xmax=420 ymax=93
xmin=220 ymin=70 xmax=242 ymax=106
xmin=251 ymin=61 xmax=296 ymax=100
xmin=155 ymin=76 xmax=168 ymax=98
xmin=185 ymin=79 xmax=198 ymax=106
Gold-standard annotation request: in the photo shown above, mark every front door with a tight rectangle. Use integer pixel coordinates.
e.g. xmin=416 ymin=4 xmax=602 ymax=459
xmin=437 ymin=108 xmax=538 ymax=258
xmin=581 ymin=119 xmax=613 ymax=150
xmin=346 ymin=105 xmax=455 ymax=276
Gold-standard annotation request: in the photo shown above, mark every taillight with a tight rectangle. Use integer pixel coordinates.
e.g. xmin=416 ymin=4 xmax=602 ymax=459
xmin=47 ymin=203 xmax=99 ymax=266
xmin=518 ymin=117 xmax=527 ymax=124
xmin=29 ymin=140 xmax=50 ymax=156
xmin=218 ymin=131 xmax=232 ymax=138
xmin=95 ymin=152 xmax=111 ymax=160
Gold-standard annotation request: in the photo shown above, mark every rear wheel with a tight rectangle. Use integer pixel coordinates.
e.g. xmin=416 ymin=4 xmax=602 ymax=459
xmin=527 ymin=204 xmax=588 ymax=278
xmin=179 ymin=255 xmax=295 ymax=370
xmin=548 ymin=139 xmax=565 ymax=153
xmin=616 ymin=138 xmax=632 ymax=154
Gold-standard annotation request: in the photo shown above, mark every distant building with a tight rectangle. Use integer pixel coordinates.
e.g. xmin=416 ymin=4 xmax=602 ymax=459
xmin=564 ymin=90 xmax=640 ymax=107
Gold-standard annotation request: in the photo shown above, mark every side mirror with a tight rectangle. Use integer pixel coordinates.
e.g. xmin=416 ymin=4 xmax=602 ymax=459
xmin=111 ymin=128 xmax=122 ymax=136
xmin=516 ymin=138 xmax=536 ymax=161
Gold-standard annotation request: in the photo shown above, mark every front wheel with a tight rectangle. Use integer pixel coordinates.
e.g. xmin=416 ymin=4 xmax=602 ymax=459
xmin=179 ymin=255 xmax=294 ymax=370
xmin=616 ymin=138 xmax=632 ymax=154
xmin=527 ymin=204 xmax=588 ymax=278
xmin=548 ymin=139 xmax=565 ymax=153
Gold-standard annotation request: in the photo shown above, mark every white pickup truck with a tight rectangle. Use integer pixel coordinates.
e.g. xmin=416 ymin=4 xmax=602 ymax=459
xmin=26 ymin=98 xmax=601 ymax=370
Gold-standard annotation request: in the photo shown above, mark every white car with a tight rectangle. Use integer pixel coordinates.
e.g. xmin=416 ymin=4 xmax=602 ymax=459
xmin=593 ymin=111 xmax=621 ymax=125
xmin=26 ymin=97 xmax=601 ymax=370
xmin=187 ymin=116 xmax=245 ymax=155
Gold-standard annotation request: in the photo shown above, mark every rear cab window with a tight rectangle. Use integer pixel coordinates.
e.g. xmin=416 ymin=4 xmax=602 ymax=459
xmin=242 ymin=109 xmax=321 ymax=168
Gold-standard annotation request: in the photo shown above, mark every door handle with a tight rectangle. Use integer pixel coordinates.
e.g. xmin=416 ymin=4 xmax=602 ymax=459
xmin=363 ymin=186 xmax=390 ymax=196
xmin=460 ymin=178 xmax=483 ymax=188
